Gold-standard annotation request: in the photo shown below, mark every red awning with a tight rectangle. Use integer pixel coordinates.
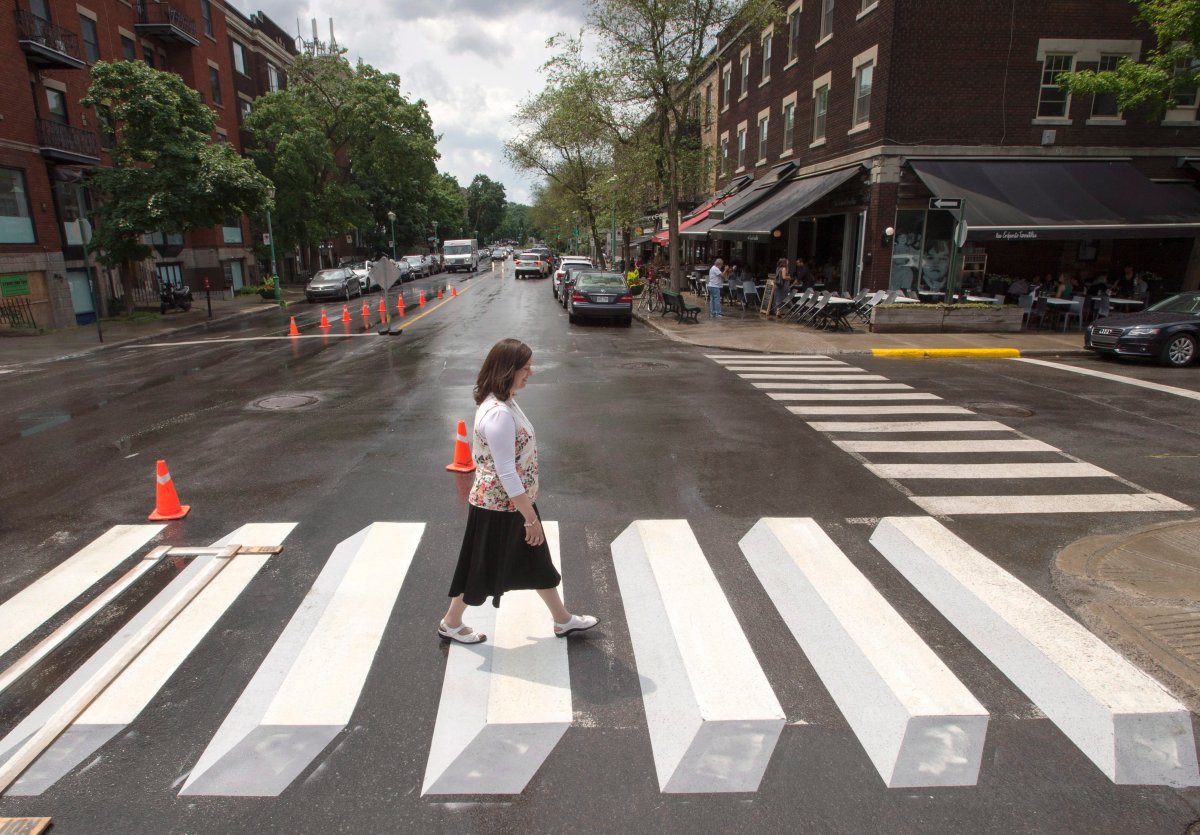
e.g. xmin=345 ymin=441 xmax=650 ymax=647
xmin=650 ymin=196 xmax=728 ymax=245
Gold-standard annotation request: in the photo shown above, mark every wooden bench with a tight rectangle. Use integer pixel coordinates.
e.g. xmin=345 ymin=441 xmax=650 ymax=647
xmin=661 ymin=289 xmax=701 ymax=323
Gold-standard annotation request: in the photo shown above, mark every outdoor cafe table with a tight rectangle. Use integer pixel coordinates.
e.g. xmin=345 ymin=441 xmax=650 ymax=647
xmin=819 ymin=297 xmax=857 ymax=331
xmin=1107 ymin=296 xmax=1145 ymax=310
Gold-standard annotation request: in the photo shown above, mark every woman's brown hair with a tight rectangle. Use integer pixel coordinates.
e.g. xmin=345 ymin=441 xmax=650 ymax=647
xmin=474 ymin=338 xmax=533 ymax=404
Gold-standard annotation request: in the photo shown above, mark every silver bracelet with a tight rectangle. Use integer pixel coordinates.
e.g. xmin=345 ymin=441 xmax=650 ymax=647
xmin=523 ymin=520 xmax=538 ymax=527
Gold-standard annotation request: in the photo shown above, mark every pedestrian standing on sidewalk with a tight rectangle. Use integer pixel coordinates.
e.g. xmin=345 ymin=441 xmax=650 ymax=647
xmin=707 ymin=257 xmax=727 ymax=317
xmin=772 ymin=258 xmax=791 ymax=314
xmin=438 ymin=338 xmax=600 ymax=644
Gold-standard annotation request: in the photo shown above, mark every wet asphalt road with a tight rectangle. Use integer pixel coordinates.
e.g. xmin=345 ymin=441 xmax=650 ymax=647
xmin=1 ymin=260 xmax=1199 ymax=833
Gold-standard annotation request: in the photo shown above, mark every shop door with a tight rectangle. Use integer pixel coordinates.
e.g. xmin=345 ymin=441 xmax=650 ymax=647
xmin=222 ymin=259 xmax=244 ymax=292
xmin=66 ymin=269 xmax=95 ymax=324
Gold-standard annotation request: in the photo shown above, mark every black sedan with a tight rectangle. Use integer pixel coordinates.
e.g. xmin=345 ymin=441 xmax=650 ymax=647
xmin=1085 ymin=291 xmax=1199 ymax=367
xmin=305 ymin=268 xmax=362 ymax=302
xmin=565 ymin=270 xmax=633 ymax=326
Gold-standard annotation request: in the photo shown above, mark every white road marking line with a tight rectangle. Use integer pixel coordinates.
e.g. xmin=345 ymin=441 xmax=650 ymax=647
xmin=1013 ymin=358 xmax=1200 ymax=401
xmin=866 ymin=462 xmax=1115 ymax=480
xmin=182 ymin=522 xmax=421 ymax=796
xmin=727 ymin=366 xmax=869 ymax=373
xmin=871 ymin=517 xmax=1200 ymax=786
xmin=834 ymin=439 xmax=1059 ymax=453
xmin=706 ymin=354 xmax=834 ymax=360
xmin=125 ymin=334 xmax=380 ymax=348
xmin=768 ymin=392 xmax=942 ymax=401
xmin=741 ymin=518 xmax=987 ymax=787
xmin=787 ymin=405 xmax=973 ymax=416
xmin=422 ymin=522 xmax=570 ymax=795
xmin=808 ymin=420 xmax=1014 ymax=433
xmin=739 ymin=374 xmax=890 ymax=381
xmin=0 ymin=525 xmax=164 ymax=659
xmin=2 ymin=524 xmax=294 ymax=796
xmin=911 ymin=493 xmax=1191 ymax=515
xmin=611 ymin=520 xmax=783 ymax=793
xmin=754 ymin=382 xmax=913 ymax=390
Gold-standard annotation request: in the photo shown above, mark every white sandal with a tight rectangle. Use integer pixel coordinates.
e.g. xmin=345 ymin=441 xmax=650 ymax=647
xmin=554 ymin=614 xmax=600 ymax=637
xmin=438 ymin=620 xmax=486 ymax=644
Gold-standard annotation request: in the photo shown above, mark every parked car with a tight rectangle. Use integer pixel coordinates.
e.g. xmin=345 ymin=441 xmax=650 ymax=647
xmin=514 ymin=251 xmax=548 ymax=279
xmin=403 ymin=254 xmax=431 ymax=278
xmin=559 ymin=263 xmax=595 ymax=308
xmin=429 ymin=252 xmax=443 ymax=273
xmin=390 ymin=258 xmax=412 ymax=285
xmin=553 ymin=257 xmax=593 ymax=300
xmin=1085 ymin=291 xmax=1200 ymax=367
xmin=566 ymin=270 xmax=633 ymax=325
xmin=306 ymin=267 xmax=362 ymax=302
xmin=491 ymin=247 xmax=508 ymax=261
xmin=342 ymin=260 xmax=373 ymax=292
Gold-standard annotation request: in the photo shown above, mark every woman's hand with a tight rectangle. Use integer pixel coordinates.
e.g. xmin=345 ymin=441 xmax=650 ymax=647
xmin=523 ymin=518 xmax=544 ymax=547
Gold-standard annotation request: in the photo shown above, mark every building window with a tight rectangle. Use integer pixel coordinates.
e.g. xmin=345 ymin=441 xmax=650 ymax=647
xmin=757 ymin=115 xmax=769 ymax=161
xmin=45 ymin=88 xmax=68 ymax=124
xmin=860 ymin=0 xmax=877 ymax=11
xmin=143 ymin=43 xmax=155 ymax=68
xmin=737 ymin=128 xmax=746 ymax=168
xmin=820 ymin=0 xmax=834 ymax=40
xmin=704 ymin=84 xmax=712 ymax=128
xmin=79 ymin=15 xmax=100 ymax=63
xmin=788 ymin=8 xmax=801 ymax=63
xmin=232 ymin=41 xmax=247 ymax=75
xmin=720 ymin=137 xmax=729 ymax=176
xmin=783 ymin=101 xmax=795 ymax=151
xmin=1037 ymin=53 xmax=1074 ymax=118
xmin=740 ymin=51 xmax=750 ymax=98
xmin=267 ymin=62 xmax=282 ymax=93
xmin=853 ymin=60 xmax=873 ymax=125
xmin=121 ymin=35 xmax=136 ymax=61
xmin=222 ymin=219 xmax=243 ymax=244
xmin=813 ymin=84 xmax=829 ymax=141
xmin=29 ymin=0 xmax=49 ymax=24
xmin=238 ymin=99 xmax=252 ymax=124
xmin=97 ymin=105 xmax=115 ymax=148
xmin=1091 ymin=54 xmax=1123 ymax=117
xmin=0 ymin=168 xmax=37 ymax=244
xmin=1173 ymin=56 xmax=1198 ymax=109
xmin=209 ymin=67 xmax=222 ymax=106
xmin=200 ymin=0 xmax=213 ymax=37
xmin=721 ymin=66 xmax=731 ymax=109
xmin=761 ymin=32 xmax=772 ymax=81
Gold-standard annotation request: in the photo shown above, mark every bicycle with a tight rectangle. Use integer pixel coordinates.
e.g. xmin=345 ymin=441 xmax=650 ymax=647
xmin=638 ymin=277 xmax=665 ymax=313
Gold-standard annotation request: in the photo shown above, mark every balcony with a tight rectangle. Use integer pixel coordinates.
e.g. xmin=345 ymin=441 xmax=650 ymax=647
xmin=14 ymin=9 xmax=86 ymax=70
xmin=36 ymin=119 xmax=100 ymax=165
xmin=135 ymin=2 xmax=199 ymax=46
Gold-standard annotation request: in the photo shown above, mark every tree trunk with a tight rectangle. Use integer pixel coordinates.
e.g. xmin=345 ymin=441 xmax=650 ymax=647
xmin=661 ymin=108 xmax=682 ymax=291
xmin=584 ymin=208 xmax=607 ymax=269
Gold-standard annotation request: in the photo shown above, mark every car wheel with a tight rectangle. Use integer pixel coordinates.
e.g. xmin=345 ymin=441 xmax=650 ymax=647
xmin=622 ymin=316 xmax=632 ymax=327
xmin=1160 ymin=332 xmax=1197 ymax=367
xmin=160 ymin=303 xmax=168 ymax=314
xmin=568 ymin=312 xmax=578 ymax=324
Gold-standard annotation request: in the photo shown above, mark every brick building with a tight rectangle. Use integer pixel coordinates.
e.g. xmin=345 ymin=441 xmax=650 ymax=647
xmin=0 ymin=0 xmax=294 ymax=329
xmin=696 ymin=0 xmax=1200 ymax=298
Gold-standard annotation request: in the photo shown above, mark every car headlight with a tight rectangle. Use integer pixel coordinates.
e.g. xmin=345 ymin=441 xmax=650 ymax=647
xmin=1126 ymin=326 xmax=1160 ymax=336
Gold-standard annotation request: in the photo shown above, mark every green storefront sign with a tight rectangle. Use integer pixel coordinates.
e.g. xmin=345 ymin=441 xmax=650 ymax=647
xmin=1 ymin=274 xmax=30 ymax=297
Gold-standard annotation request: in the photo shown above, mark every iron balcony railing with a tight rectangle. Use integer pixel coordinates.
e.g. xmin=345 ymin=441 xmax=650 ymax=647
xmin=136 ymin=2 xmax=198 ymax=43
xmin=36 ymin=119 xmax=100 ymax=162
xmin=13 ymin=9 xmax=85 ymax=66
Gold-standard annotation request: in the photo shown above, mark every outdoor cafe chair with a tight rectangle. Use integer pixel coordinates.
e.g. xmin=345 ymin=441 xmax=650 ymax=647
xmin=784 ymin=289 xmax=815 ymax=321
xmin=741 ymin=279 xmax=760 ymax=311
xmin=854 ymin=290 xmax=886 ymax=323
xmin=798 ymin=291 xmax=831 ymax=326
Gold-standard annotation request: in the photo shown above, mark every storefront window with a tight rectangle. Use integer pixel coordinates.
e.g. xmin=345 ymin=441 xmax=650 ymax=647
xmin=0 ymin=169 xmax=36 ymax=244
xmin=919 ymin=211 xmax=955 ymax=293
xmin=889 ymin=209 xmax=924 ymax=291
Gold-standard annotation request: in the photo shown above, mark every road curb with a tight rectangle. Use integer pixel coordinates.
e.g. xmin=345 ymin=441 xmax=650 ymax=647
xmin=871 ymin=348 xmax=1022 ymax=358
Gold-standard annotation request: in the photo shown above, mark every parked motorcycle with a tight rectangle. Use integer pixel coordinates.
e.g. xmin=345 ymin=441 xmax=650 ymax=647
xmin=159 ymin=282 xmax=193 ymax=314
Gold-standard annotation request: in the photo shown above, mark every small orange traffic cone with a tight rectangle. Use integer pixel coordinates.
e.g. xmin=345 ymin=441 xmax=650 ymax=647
xmin=319 ymin=308 xmax=330 ymax=328
xmin=451 ymin=286 xmax=458 ymax=297
xmin=341 ymin=305 xmax=351 ymax=323
xmin=148 ymin=459 xmax=190 ymax=520
xmin=361 ymin=301 xmax=370 ymax=318
xmin=377 ymin=298 xmax=386 ymax=318
xmin=437 ymin=287 xmax=444 ymax=299
xmin=396 ymin=294 xmax=405 ymax=316
xmin=419 ymin=291 xmax=426 ymax=306
xmin=445 ymin=420 xmax=475 ymax=473
xmin=288 ymin=317 xmax=300 ymax=336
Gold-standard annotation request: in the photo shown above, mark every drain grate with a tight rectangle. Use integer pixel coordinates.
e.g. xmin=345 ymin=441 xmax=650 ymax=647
xmin=620 ymin=361 xmax=670 ymax=370
xmin=966 ymin=401 xmax=1033 ymax=418
xmin=253 ymin=394 xmax=319 ymax=411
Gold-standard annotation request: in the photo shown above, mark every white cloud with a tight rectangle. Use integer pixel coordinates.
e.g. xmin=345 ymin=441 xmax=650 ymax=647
xmin=229 ymin=0 xmax=588 ymax=207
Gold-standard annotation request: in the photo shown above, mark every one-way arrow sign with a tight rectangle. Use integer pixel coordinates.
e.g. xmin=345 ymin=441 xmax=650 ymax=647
xmin=929 ymin=197 xmax=963 ymax=210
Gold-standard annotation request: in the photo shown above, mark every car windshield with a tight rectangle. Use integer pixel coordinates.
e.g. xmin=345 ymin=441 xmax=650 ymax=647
xmin=575 ymin=272 xmax=625 ymax=289
xmin=444 ymin=245 xmax=471 ymax=255
xmin=312 ymin=270 xmax=345 ymax=281
xmin=1147 ymin=292 xmax=1200 ymax=314
xmin=403 ymin=256 xmax=422 ymax=263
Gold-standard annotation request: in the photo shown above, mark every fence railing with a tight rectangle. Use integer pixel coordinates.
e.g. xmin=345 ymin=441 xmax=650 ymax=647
xmin=13 ymin=9 xmax=83 ymax=62
xmin=35 ymin=119 xmax=99 ymax=160
xmin=135 ymin=2 xmax=197 ymax=40
xmin=0 ymin=296 xmax=38 ymax=329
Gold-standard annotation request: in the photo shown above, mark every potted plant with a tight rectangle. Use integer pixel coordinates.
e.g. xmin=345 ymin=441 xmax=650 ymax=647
xmin=259 ymin=275 xmax=278 ymax=300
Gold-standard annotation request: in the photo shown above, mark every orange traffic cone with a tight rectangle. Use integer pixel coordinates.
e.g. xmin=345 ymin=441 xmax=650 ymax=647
xmin=445 ymin=420 xmax=475 ymax=473
xmin=437 ymin=287 xmax=444 ymax=299
xmin=341 ymin=305 xmax=351 ymax=323
xmin=396 ymin=294 xmax=405 ymax=316
xmin=377 ymin=298 xmax=386 ymax=318
xmin=319 ymin=308 xmax=330 ymax=328
xmin=148 ymin=459 xmax=190 ymax=520
xmin=419 ymin=291 xmax=426 ymax=306
xmin=451 ymin=286 xmax=458 ymax=297
xmin=288 ymin=317 xmax=300 ymax=336
xmin=361 ymin=301 xmax=370 ymax=318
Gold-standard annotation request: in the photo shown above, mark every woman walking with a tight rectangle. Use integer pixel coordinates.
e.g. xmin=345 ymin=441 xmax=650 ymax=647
xmin=773 ymin=258 xmax=791 ymax=315
xmin=439 ymin=338 xmax=600 ymax=644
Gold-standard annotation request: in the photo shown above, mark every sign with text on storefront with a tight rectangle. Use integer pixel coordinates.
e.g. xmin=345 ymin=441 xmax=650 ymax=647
xmin=1 ymin=274 xmax=30 ymax=297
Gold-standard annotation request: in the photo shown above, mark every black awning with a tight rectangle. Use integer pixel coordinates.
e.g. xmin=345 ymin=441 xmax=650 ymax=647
xmin=910 ymin=159 xmax=1200 ymax=240
xmin=710 ymin=167 xmax=862 ymax=240
xmin=679 ymin=215 xmax=724 ymax=239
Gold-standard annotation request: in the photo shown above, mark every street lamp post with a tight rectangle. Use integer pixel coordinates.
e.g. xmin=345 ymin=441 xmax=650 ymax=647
xmin=266 ymin=186 xmax=279 ymax=302
xmin=387 ymin=210 xmax=397 ymax=260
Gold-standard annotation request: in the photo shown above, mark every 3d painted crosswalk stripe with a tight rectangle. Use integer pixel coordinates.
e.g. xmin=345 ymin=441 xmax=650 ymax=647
xmin=705 ymin=354 xmax=834 ymax=360
xmin=740 ymin=518 xmax=987 ymax=787
xmin=865 ymin=462 xmax=1114 ymax=480
xmin=871 ymin=516 xmax=1200 ymax=786
xmin=611 ymin=520 xmax=784 ymax=793
xmin=0 ymin=525 xmax=163 ymax=660
xmin=739 ymin=374 xmax=890 ymax=381
xmin=1 ymin=524 xmax=295 ymax=796
xmin=182 ymin=522 xmax=421 ymax=796
xmin=910 ymin=493 xmax=1191 ymax=515
xmin=754 ymin=382 xmax=913 ymax=390
xmin=727 ymin=366 xmax=871 ymax=373
xmin=788 ymin=405 xmax=973 ymax=416
xmin=834 ymin=439 xmax=1058 ymax=453
xmin=422 ymin=522 xmax=571 ymax=795
xmin=768 ymin=392 xmax=941 ymax=401
xmin=808 ymin=420 xmax=1014 ymax=433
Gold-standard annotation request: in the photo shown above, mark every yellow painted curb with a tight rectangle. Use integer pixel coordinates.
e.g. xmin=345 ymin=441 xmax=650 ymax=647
xmin=871 ymin=348 xmax=1022 ymax=358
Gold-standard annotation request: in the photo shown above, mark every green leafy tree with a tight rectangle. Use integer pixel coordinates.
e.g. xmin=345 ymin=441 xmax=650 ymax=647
xmin=1059 ymin=0 xmax=1200 ymax=118
xmin=426 ymin=172 xmax=469 ymax=243
xmin=466 ymin=174 xmax=507 ymax=242
xmin=497 ymin=202 xmax=534 ymax=244
xmin=80 ymin=60 xmax=271 ymax=311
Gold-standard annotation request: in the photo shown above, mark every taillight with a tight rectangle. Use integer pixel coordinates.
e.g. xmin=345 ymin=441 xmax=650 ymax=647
xmin=619 ymin=294 xmax=632 ymax=303
xmin=572 ymin=291 xmax=586 ymax=303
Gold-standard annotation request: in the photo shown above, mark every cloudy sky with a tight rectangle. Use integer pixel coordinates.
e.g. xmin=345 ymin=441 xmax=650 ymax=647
xmin=226 ymin=0 xmax=590 ymax=205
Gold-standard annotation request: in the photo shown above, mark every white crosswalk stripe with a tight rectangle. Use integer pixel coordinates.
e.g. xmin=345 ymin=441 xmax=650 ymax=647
xmin=712 ymin=354 xmax=1191 ymax=515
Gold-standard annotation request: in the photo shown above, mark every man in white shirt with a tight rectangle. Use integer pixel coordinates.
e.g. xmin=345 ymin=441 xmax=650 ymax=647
xmin=707 ymin=258 xmax=726 ymax=318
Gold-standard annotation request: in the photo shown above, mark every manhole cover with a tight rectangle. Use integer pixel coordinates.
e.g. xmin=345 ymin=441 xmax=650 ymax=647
xmin=620 ymin=361 xmax=670 ymax=370
xmin=254 ymin=394 xmax=318 ymax=411
xmin=966 ymin=401 xmax=1033 ymax=418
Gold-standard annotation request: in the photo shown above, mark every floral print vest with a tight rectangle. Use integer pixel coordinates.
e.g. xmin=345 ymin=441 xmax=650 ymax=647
xmin=468 ymin=395 xmax=539 ymax=511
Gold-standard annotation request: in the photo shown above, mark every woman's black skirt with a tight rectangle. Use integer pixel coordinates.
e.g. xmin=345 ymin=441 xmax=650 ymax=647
xmin=449 ymin=504 xmax=562 ymax=607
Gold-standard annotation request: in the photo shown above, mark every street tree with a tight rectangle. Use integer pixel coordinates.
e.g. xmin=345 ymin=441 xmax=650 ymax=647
xmin=1059 ymin=0 xmax=1200 ymax=118
xmin=80 ymin=60 xmax=272 ymax=312
xmin=466 ymin=175 xmax=508 ymax=242
xmin=425 ymin=172 xmax=469 ymax=243
xmin=497 ymin=202 xmax=534 ymax=244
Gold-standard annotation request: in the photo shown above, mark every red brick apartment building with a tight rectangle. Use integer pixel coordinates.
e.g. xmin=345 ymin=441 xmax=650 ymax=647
xmin=0 ymin=0 xmax=295 ymax=328
xmin=694 ymin=0 xmax=1200 ymax=297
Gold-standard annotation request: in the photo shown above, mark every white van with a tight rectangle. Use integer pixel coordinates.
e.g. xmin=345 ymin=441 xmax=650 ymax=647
xmin=442 ymin=239 xmax=479 ymax=273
